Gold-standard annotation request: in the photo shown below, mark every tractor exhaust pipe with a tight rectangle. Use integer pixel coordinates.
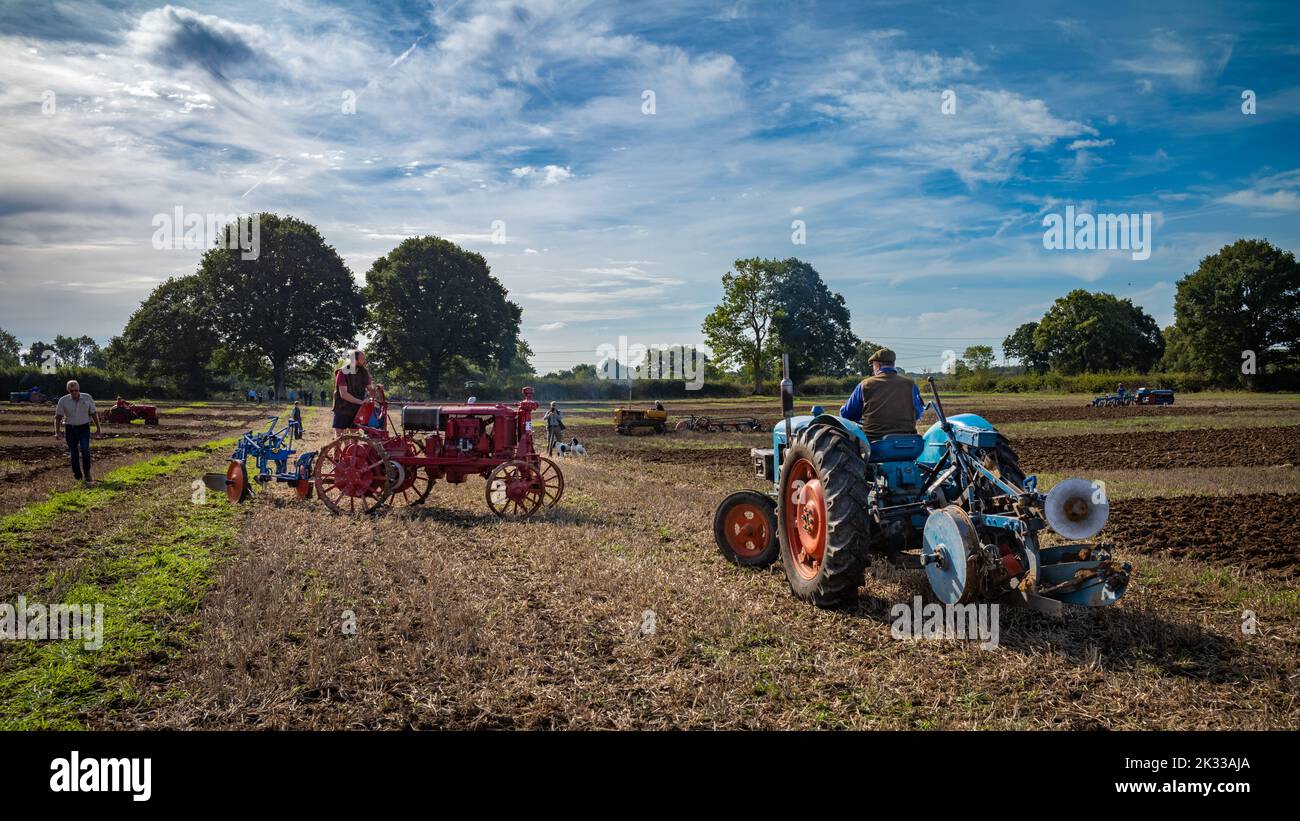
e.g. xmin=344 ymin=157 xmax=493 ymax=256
xmin=780 ymin=354 xmax=793 ymax=442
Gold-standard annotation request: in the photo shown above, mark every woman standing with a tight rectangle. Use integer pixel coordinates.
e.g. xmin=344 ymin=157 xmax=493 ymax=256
xmin=332 ymin=349 xmax=371 ymax=438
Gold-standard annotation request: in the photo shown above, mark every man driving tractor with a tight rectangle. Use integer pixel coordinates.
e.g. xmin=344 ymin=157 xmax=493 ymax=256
xmin=838 ymin=347 xmax=925 ymax=439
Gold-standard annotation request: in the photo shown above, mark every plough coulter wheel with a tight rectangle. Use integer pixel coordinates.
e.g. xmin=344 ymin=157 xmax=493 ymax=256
xmin=225 ymin=460 xmax=250 ymax=503
xmin=776 ymin=425 xmax=870 ymax=608
xmin=713 ymin=490 xmax=778 ymax=566
xmin=536 ymin=457 xmax=564 ymax=507
xmin=314 ymin=433 xmax=391 ymax=516
xmin=921 ymin=506 xmax=980 ymax=605
xmin=485 ymin=460 xmax=544 ymax=518
xmin=294 ymin=465 xmax=313 ymax=500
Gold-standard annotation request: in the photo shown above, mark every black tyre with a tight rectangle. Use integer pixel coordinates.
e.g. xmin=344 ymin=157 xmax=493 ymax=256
xmin=714 ymin=490 xmax=779 ymax=566
xmin=776 ymin=424 xmax=871 ymax=607
xmin=984 ymin=435 xmax=1026 ymax=491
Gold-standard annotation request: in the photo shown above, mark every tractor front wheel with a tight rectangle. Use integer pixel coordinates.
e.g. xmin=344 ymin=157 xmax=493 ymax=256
xmin=777 ymin=425 xmax=871 ymax=607
xmin=714 ymin=490 xmax=778 ymax=566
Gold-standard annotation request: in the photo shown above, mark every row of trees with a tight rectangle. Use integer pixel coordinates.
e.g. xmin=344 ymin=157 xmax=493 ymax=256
xmin=9 ymin=214 xmax=525 ymax=398
xmin=1001 ymin=239 xmax=1299 ymax=389
xmin=0 ymin=333 xmax=105 ymax=370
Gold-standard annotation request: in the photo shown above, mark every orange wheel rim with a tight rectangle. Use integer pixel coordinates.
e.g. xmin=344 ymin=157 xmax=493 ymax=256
xmin=724 ymin=503 xmax=770 ymax=558
xmin=784 ymin=458 xmax=826 ymax=580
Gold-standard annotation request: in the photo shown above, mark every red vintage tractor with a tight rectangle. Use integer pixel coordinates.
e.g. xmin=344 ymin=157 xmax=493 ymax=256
xmin=312 ymin=386 xmax=563 ymax=517
xmin=102 ymin=397 xmax=159 ymax=425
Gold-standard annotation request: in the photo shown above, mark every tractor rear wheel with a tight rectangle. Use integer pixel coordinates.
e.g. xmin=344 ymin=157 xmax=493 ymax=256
xmin=985 ymin=435 xmax=1026 ymax=491
xmin=714 ymin=490 xmax=778 ymax=566
xmin=777 ymin=424 xmax=871 ymax=608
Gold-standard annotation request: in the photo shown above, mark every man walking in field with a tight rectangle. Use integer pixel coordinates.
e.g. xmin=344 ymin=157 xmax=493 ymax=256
xmin=53 ymin=379 xmax=101 ymax=484
xmin=838 ymin=348 xmax=925 ymax=439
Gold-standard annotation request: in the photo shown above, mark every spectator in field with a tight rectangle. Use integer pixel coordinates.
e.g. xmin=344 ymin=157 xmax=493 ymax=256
xmin=544 ymin=401 xmax=565 ymax=456
xmin=332 ymin=349 xmax=371 ymax=438
xmin=53 ymin=379 xmax=100 ymax=484
xmin=838 ymin=348 xmax=924 ymax=440
xmin=246 ymin=388 xmax=255 ymax=403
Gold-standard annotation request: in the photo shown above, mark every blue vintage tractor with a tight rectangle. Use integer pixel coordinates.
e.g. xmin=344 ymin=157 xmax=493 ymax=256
xmin=713 ymin=363 xmax=1129 ymax=614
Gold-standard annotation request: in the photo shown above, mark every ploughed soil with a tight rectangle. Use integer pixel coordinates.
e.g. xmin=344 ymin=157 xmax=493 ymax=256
xmin=577 ymin=423 xmax=1300 ymax=472
xmin=1015 ymin=426 xmax=1300 ymax=470
xmin=1107 ymin=494 xmax=1299 ymax=579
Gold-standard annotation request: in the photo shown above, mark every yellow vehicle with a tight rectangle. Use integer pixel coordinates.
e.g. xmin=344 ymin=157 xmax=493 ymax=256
xmin=614 ymin=406 xmax=669 ymax=435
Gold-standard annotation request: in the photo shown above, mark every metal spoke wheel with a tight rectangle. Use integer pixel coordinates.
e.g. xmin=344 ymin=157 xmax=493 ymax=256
xmin=484 ymin=460 xmax=544 ymax=518
xmin=313 ymin=433 xmax=392 ymax=515
xmin=535 ymin=456 xmax=564 ymax=507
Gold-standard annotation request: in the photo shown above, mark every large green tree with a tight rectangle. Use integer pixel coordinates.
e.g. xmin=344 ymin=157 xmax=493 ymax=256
xmin=364 ymin=236 xmax=521 ymax=396
xmin=0 ymin=327 xmax=19 ymax=367
xmin=961 ymin=344 xmax=995 ymax=373
xmin=770 ymin=258 xmax=859 ymax=381
xmin=1033 ymin=290 xmax=1164 ymax=374
xmin=53 ymin=334 xmax=101 ymax=368
xmin=1002 ymin=321 xmax=1049 ymax=375
xmin=119 ymin=276 xmax=219 ymax=396
xmin=848 ymin=339 xmax=887 ymax=374
xmin=199 ymin=213 xmax=364 ymax=395
xmin=23 ymin=340 xmax=55 ymax=369
xmin=1169 ymin=239 xmax=1300 ymax=389
xmin=702 ymin=259 xmax=782 ymax=393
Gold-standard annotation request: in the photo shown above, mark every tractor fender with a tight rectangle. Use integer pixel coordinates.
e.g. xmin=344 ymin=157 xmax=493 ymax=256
xmin=918 ymin=413 xmax=996 ymax=465
xmin=772 ymin=414 xmax=871 ymax=459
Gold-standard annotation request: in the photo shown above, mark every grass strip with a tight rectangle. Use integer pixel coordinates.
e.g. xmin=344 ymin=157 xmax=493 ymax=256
xmin=0 ymin=435 xmax=239 ymax=559
xmin=0 ymin=491 xmax=239 ymax=729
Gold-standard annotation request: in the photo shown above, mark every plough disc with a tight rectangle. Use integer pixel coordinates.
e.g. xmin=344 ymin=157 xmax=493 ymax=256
xmin=225 ymin=460 xmax=250 ymax=504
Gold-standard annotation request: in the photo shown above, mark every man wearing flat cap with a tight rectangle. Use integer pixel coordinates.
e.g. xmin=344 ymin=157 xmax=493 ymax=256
xmin=838 ymin=348 xmax=925 ymax=439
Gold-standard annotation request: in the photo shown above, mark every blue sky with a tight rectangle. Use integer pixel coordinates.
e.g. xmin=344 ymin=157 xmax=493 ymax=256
xmin=1 ymin=0 xmax=1298 ymax=374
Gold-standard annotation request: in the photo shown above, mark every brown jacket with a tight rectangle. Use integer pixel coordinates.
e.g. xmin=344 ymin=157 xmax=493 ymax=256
xmin=856 ymin=371 xmax=919 ymax=439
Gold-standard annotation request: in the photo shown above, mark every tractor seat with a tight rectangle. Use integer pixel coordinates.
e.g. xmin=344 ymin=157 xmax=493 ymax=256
xmin=867 ymin=434 xmax=925 ymax=462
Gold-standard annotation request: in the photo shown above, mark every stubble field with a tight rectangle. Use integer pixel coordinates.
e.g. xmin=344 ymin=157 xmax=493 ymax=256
xmin=1 ymin=391 xmax=1297 ymax=729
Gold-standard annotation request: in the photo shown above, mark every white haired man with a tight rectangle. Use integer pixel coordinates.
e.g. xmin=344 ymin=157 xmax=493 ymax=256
xmin=54 ymin=380 xmax=101 ymax=484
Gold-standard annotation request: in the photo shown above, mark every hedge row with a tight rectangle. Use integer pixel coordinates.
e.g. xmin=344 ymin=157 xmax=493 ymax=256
xmin=1 ymin=367 xmax=162 ymax=401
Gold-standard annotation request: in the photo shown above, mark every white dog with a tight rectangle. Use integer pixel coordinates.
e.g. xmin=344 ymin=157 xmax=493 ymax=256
xmin=556 ymin=437 xmax=587 ymax=457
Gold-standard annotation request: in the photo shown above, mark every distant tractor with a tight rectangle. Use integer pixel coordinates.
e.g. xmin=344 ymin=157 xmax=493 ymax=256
xmin=8 ymin=386 xmax=50 ymax=404
xmin=1090 ymin=387 xmax=1174 ymax=407
xmin=614 ymin=406 xmax=669 ymax=435
xmin=101 ymin=398 xmax=159 ymax=425
xmin=1133 ymin=387 xmax=1175 ymax=405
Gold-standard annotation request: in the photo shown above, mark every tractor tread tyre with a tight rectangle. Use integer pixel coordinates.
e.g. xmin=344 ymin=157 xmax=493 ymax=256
xmin=990 ymin=436 xmax=1026 ymax=491
xmin=778 ymin=424 xmax=871 ymax=608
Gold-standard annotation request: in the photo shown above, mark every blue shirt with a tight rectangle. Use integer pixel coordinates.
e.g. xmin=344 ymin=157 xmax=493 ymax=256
xmin=839 ymin=368 xmax=925 ymax=424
